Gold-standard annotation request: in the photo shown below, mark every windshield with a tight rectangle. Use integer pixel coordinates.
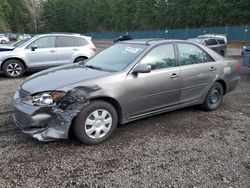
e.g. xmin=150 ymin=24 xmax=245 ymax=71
xmin=12 ymin=39 xmax=30 ymax=47
xmin=85 ymin=43 xmax=147 ymax=72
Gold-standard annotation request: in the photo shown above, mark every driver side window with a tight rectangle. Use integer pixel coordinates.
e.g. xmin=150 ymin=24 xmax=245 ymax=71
xmin=28 ymin=36 xmax=56 ymax=49
xmin=140 ymin=44 xmax=176 ymax=70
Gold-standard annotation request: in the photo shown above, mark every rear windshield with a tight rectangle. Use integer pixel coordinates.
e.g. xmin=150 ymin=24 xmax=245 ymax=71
xmin=85 ymin=43 xmax=147 ymax=72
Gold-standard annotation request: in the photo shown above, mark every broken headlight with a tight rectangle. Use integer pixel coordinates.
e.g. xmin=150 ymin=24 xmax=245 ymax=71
xmin=22 ymin=91 xmax=66 ymax=106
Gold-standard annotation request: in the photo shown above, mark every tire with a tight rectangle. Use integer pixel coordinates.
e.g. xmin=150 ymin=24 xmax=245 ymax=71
xmin=74 ymin=57 xmax=87 ymax=63
xmin=201 ymin=82 xmax=224 ymax=111
xmin=73 ymin=100 xmax=118 ymax=145
xmin=219 ymin=50 xmax=225 ymax=57
xmin=1 ymin=40 xmax=6 ymax=44
xmin=2 ymin=59 xmax=25 ymax=78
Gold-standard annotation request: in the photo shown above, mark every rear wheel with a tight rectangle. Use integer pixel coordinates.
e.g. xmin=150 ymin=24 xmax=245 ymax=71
xmin=219 ymin=50 xmax=225 ymax=56
xmin=3 ymin=59 xmax=25 ymax=78
xmin=73 ymin=100 xmax=118 ymax=145
xmin=74 ymin=57 xmax=87 ymax=63
xmin=201 ymin=82 xmax=224 ymax=111
xmin=1 ymin=40 xmax=6 ymax=44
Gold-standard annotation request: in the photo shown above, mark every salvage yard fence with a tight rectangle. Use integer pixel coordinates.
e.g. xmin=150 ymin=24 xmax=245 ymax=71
xmin=84 ymin=25 xmax=250 ymax=42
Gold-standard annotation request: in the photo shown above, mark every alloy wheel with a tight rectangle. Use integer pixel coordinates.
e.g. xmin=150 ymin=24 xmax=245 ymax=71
xmin=6 ymin=63 xmax=22 ymax=76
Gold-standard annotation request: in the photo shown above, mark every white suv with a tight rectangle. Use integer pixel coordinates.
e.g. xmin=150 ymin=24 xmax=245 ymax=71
xmin=0 ymin=34 xmax=9 ymax=44
xmin=0 ymin=33 xmax=96 ymax=77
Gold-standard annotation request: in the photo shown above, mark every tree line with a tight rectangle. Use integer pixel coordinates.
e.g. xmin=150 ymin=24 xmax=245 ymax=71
xmin=0 ymin=0 xmax=250 ymax=33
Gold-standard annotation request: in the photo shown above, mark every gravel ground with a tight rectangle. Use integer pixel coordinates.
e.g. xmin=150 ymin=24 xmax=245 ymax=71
xmin=0 ymin=54 xmax=250 ymax=187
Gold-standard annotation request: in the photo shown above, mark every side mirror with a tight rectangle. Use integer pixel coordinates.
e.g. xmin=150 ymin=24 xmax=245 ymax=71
xmin=31 ymin=44 xmax=38 ymax=51
xmin=132 ymin=64 xmax=151 ymax=74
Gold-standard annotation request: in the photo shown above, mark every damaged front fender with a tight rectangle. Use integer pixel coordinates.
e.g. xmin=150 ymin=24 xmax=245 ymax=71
xmin=13 ymin=87 xmax=97 ymax=141
xmin=37 ymin=88 xmax=92 ymax=141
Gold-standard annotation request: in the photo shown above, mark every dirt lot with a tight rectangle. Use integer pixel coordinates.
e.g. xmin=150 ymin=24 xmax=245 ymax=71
xmin=0 ymin=52 xmax=250 ymax=187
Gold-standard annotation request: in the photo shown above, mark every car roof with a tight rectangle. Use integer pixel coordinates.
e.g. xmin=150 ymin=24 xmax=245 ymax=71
xmin=33 ymin=33 xmax=91 ymax=40
xmin=188 ymin=38 xmax=204 ymax=43
xmin=120 ymin=38 xmax=186 ymax=45
xmin=198 ymin=36 xmax=226 ymax=40
xmin=38 ymin=33 xmax=80 ymax=37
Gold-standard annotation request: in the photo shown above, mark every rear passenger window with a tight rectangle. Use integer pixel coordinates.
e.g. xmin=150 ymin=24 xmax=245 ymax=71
xmin=140 ymin=44 xmax=176 ymax=70
xmin=177 ymin=43 xmax=214 ymax=65
xmin=205 ymin=39 xmax=218 ymax=46
xmin=74 ymin=37 xmax=88 ymax=46
xmin=56 ymin=36 xmax=75 ymax=47
xmin=217 ymin=39 xmax=225 ymax=44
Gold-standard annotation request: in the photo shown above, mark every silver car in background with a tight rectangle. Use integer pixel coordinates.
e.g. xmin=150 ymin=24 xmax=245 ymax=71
xmin=188 ymin=36 xmax=227 ymax=56
xmin=0 ymin=34 xmax=9 ymax=44
xmin=0 ymin=33 xmax=96 ymax=77
xmin=13 ymin=39 xmax=240 ymax=145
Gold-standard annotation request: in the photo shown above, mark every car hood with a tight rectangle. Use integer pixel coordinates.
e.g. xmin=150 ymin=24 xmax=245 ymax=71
xmin=20 ymin=64 xmax=111 ymax=94
xmin=0 ymin=44 xmax=15 ymax=51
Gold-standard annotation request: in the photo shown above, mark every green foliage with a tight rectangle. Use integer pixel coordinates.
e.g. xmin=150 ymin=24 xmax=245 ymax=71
xmin=0 ymin=0 xmax=250 ymax=33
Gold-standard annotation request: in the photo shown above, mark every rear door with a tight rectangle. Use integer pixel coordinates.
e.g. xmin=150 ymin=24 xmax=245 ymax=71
xmin=126 ymin=43 xmax=181 ymax=117
xmin=55 ymin=36 xmax=77 ymax=64
xmin=25 ymin=36 xmax=58 ymax=68
xmin=176 ymin=42 xmax=217 ymax=104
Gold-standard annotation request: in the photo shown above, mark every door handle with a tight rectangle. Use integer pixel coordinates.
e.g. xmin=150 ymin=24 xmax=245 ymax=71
xmin=50 ymin=50 xmax=56 ymax=53
xmin=210 ymin=67 xmax=217 ymax=71
xmin=170 ymin=73 xmax=179 ymax=79
xmin=73 ymin=48 xmax=78 ymax=51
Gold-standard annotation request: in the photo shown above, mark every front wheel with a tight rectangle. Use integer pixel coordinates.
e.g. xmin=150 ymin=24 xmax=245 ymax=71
xmin=73 ymin=101 xmax=118 ymax=145
xmin=2 ymin=59 xmax=25 ymax=78
xmin=201 ymin=82 xmax=224 ymax=111
xmin=74 ymin=57 xmax=87 ymax=63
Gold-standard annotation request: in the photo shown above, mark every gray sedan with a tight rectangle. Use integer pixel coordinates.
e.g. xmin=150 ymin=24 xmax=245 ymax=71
xmin=12 ymin=39 xmax=240 ymax=145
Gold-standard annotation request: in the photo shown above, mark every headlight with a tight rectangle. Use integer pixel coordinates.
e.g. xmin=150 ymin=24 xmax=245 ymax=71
xmin=22 ymin=91 xmax=66 ymax=106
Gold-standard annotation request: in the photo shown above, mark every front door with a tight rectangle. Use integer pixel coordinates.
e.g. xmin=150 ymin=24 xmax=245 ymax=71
xmin=126 ymin=43 xmax=181 ymax=118
xmin=26 ymin=36 xmax=58 ymax=68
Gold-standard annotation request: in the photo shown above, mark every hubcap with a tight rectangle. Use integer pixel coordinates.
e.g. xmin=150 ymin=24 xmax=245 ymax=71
xmin=208 ymin=88 xmax=220 ymax=105
xmin=84 ymin=109 xmax=112 ymax=139
xmin=6 ymin=63 xmax=22 ymax=76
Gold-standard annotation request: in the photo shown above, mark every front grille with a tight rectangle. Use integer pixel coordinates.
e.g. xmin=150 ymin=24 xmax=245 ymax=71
xmin=19 ymin=89 xmax=30 ymax=99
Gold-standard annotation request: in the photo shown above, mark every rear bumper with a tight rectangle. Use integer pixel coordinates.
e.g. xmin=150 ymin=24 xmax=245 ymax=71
xmin=226 ymin=76 xmax=240 ymax=93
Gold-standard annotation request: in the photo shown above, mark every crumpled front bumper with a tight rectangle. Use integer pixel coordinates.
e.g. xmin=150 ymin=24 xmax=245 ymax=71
xmin=12 ymin=90 xmax=89 ymax=141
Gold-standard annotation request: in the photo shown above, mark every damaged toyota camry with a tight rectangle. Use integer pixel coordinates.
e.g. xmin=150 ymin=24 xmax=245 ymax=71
xmin=13 ymin=39 xmax=240 ymax=145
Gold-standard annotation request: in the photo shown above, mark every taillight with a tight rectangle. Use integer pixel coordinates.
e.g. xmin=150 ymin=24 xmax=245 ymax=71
xmin=236 ymin=61 xmax=241 ymax=71
xmin=91 ymin=47 xmax=97 ymax=52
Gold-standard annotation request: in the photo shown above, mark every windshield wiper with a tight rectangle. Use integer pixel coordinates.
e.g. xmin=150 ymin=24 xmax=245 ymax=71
xmin=85 ymin=65 xmax=103 ymax=71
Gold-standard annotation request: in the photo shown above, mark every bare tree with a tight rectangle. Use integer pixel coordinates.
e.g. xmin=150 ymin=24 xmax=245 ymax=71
xmin=23 ymin=0 xmax=43 ymax=32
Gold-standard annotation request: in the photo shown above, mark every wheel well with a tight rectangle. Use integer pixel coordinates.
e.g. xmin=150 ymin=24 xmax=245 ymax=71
xmin=216 ymin=80 xmax=226 ymax=94
xmin=1 ymin=58 xmax=26 ymax=71
xmin=90 ymin=97 xmax=123 ymax=124
xmin=74 ymin=56 xmax=88 ymax=62
xmin=219 ymin=50 xmax=225 ymax=55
